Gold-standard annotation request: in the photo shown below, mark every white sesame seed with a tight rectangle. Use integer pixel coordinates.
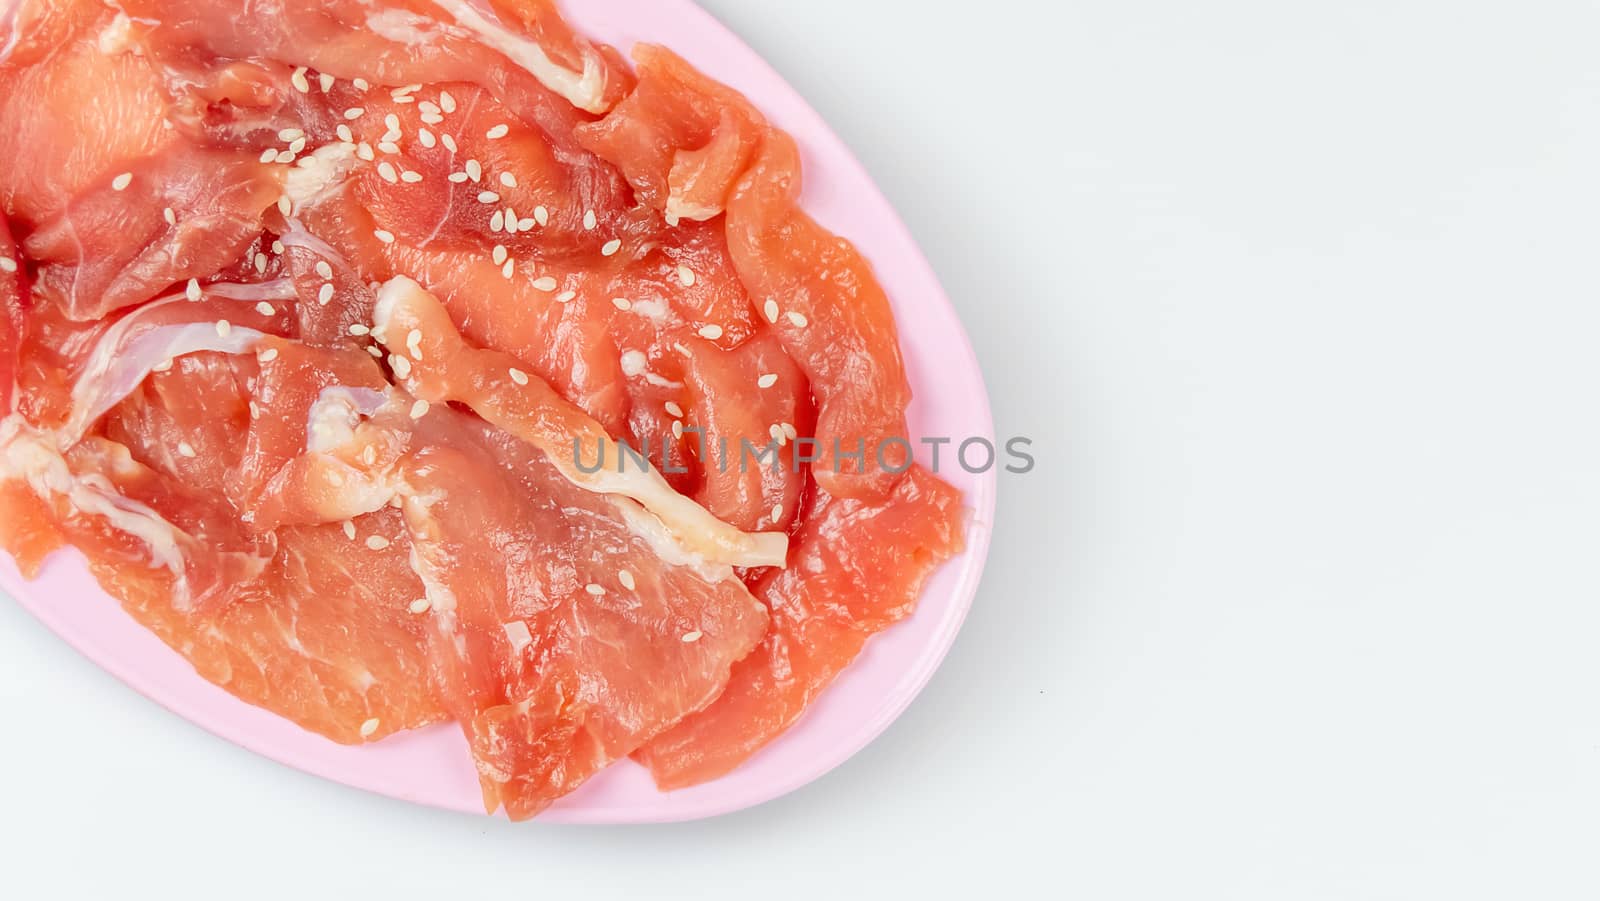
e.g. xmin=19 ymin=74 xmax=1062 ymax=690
xmin=335 ymin=124 xmax=353 ymax=143
xmin=356 ymin=142 xmax=375 ymax=161
xmin=786 ymin=311 xmax=809 ymax=328
xmin=253 ymin=253 xmax=268 ymax=273
xmin=343 ymin=106 xmax=365 ymax=120
xmin=374 ymin=229 xmax=395 ymax=244
xmin=758 ymin=373 xmax=778 ymax=388
xmin=317 ymin=283 xmax=335 ymax=305
xmin=441 ymin=133 xmax=458 ymax=152
xmin=290 ymin=67 xmax=310 ymax=93
xmin=489 ymin=210 xmax=505 ymax=232
xmin=111 ymin=172 xmax=133 ymax=191
xmin=534 ymin=205 xmax=549 ymax=226
xmin=697 ymin=324 xmax=724 ymax=340
xmin=271 ymin=240 xmax=285 ymax=254
xmin=367 ymin=345 xmax=383 ymax=358
xmin=274 ymin=149 xmax=296 ymax=164
xmin=258 ymin=347 xmax=279 ymax=363
xmin=352 ymin=77 xmax=370 ymax=91
xmin=392 ymin=354 xmax=412 ymax=378
xmin=318 ymin=72 xmax=335 ymax=92
xmin=393 ymin=94 xmax=414 ymax=105
xmin=377 ymin=140 xmax=400 ymax=155
xmin=619 ymin=570 xmax=635 ymax=591
xmin=409 ymin=399 xmax=430 ymax=420
xmin=486 ymin=123 xmax=510 ymax=139
xmin=277 ymin=196 xmax=293 ymax=215
xmin=342 ymin=520 xmax=357 ymax=540
xmin=420 ymin=112 xmax=442 ymax=125
xmin=477 ymin=190 xmax=499 ymax=204
xmin=185 ymin=279 xmax=202 ymax=301
xmin=671 ymin=420 xmax=685 ymax=440
xmin=288 ymin=136 xmax=307 ymax=154
xmin=277 ymin=127 xmax=304 ymax=142
xmin=255 ymin=301 xmax=276 ymax=316
xmin=465 ymin=159 xmax=481 ymax=181
xmin=359 ymin=718 xmax=380 ymax=738
xmin=508 ymin=368 xmax=529 ymax=386
xmin=517 ymin=217 xmax=536 ymax=231
xmin=491 ymin=244 xmax=508 ymax=265
xmin=611 ymin=297 xmax=632 ymax=311
xmin=497 ymin=171 xmax=517 ymax=189
xmin=678 ymin=265 xmax=697 ymax=287
xmin=763 ymin=299 xmax=780 ymax=323
xmin=501 ymin=259 xmax=515 ymax=278
xmin=532 ymin=276 xmax=558 ymax=292
xmin=259 ymin=148 xmax=279 ymax=164
xmin=418 ymin=127 xmax=436 ymax=148
xmin=556 ymin=290 xmax=576 ymax=303
xmin=409 ymin=598 xmax=431 ymax=614
xmin=782 ymin=422 xmax=799 ymax=440
xmin=769 ymin=423 xmax=785 ymax=443
xmin=348 ymin=323 xmax=370 ymax=336
xmin=771 ymin=503 xmax=783 ymax=522
xmin=681 ymin=631 xmax=703 ymax=643
xmin=400 ymin=169 xmax=423 ymax=183
xmin=448 ymin=171 xmax=469 ymax=183
xmin=418 ymin=100 xmax=440 ymax=117
xmin=314 ymin=261 xmax=334 ymax=279
xmin=177 ymin=441 xmax=197 ymax=458
xmin=664 ymin=401 xmax=684 ymax=418
xmin=583 ymin=210 xmax=597 ymax=230
xmin=365 ymin=534 xmax=390 ymax=551
xmin=0 ymin=258 xmax=15 ymax=274
xmin=585 ymin=583 xmax=605 ymax=596
xmin=601 ymin=239 xmax=622 ymax=257
xmin=383 ymin=113 xmax=400 ymax=132
xmin=215 ymin=320 xmax=232 ymax=338
xmin=438 ymin=91 xmax=456 ymax=113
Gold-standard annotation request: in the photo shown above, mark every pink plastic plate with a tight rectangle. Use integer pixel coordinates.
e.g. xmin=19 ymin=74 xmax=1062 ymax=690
xmin=0 ymin=0 xmax=996 ymax=822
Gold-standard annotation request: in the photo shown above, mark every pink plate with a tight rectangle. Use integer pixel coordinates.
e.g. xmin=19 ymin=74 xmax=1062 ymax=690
xmin=0 ymin=0 xmax=997 ymax=822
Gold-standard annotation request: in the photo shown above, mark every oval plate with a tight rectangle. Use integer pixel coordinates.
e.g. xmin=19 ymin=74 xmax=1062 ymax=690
xmin=0 ymin=0 xmax=997 ymax=822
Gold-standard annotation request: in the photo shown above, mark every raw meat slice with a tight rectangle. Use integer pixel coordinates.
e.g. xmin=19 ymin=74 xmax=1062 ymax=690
xmin=371 ymin=276 xmax=788 ymax=569
xmin=214 ymin=339 xmax=775 ymax=816
xmin=59 ymin=283 xmax=292 ymax=441
xmin=682 ymin=331 xmax=808 ymax=534
xmin=0 ymin=2 xmax=175 ymax=227
xmin=578 ymin=47 xmax=914 ymax=499
xmin=725 ymin=128 xmax=915 ymax=500
xmin=24 ymin=147 xmax=284 ymax=320
xmin=0 ymin=310 xmax=447 ymax=740
xmin=638 ymin=466 xmax=965 ymax=790
xmin=116 ymin=0 xmax=626 ymax=117
xmin=235 ymin=339 xmax=399 ymax=532
xmin=391 ymin=411 xmax=770 ymax=818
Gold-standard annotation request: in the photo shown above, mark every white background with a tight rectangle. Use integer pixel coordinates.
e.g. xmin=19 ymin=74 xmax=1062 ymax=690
xmin=4 ymin=1 xmax=1599 ymax=897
